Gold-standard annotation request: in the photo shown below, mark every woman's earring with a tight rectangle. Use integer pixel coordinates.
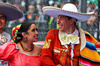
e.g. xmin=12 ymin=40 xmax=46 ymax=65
xmin=23 ymin=37 xmax=27 ymax=42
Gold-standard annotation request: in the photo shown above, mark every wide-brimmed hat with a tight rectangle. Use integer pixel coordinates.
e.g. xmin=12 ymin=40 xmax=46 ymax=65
xmin=0 ymin=3 xmax=23 ymax=21
xmin=42 ymin=3 xmax=94 ymax=22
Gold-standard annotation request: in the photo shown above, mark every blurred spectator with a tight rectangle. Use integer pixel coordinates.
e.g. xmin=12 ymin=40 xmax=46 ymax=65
xmin=14 ymin=2 xmax=25 ymax=13
xmin=88 ymin=9 xmax=100 ymax=40
xmin=20 ymin=0 xmax=25 ymax=13
xmin=21 ymin=0 xmax=25 ymax=7
xmin=29 ymin=0 xmax=36 ymax=5
xmin=6 ymin=1 xmax=11 ymax=4
xmin=38 ymin=3 xmax=50 ymax=22
xmin=0 ymin=0 xmax=3 ymax=3
xmin=4 ymin=15 xmax=25 ymax=37
xmin=87 ymin=1 xmax=98 ymax=13
xmin=26 ymin=4 xmax=38 ymax=22
xmin=86 ymin=0 xmax=98 ymax=36
xmin=48 ymin=16 xmax=58 ymax=29
xmin=87 ymin=10 xmax=97 ymax=25
xmin=48 ymin=0 xmax=54 ymax=6
xmin=14 ymin=0 xmax=21 ymax=4
xmin=40 ymin=0 xmax=48 ymax=6
xmin=86 ymin=0 xmax=100 ymax=40
xmin=87 ymin=0 xmax=98 ymax=25
xmin=48 ymin=3 xmax=58 ymax=29
xmin=60 ymin=2 xmax=66 ymax=8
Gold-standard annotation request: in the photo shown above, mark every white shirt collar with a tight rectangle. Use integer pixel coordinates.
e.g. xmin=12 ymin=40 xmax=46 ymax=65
xmin=65 ymin=28 xmax=79 ymax=37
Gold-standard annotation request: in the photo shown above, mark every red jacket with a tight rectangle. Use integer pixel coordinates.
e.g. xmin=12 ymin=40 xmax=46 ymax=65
xmin=41 ymin=29 xmax=100 ymax=66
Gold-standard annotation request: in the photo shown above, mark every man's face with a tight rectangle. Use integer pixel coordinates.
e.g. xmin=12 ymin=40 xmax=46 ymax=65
xmin=57 ymin=15 xmax=71 ymax=32
xmin=0 ymin=14 xmax=6 ymax=29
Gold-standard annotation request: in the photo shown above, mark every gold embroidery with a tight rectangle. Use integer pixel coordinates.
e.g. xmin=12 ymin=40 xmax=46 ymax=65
xmin=54 ymin=47 xmax=68 ymax=52
xmin=60 ymin=48 xmax=67 ymax=65
xmin=43 ymin=39 xmax=51 ymax=49
xmin=54 ymin=47 xmax=61 ymax=51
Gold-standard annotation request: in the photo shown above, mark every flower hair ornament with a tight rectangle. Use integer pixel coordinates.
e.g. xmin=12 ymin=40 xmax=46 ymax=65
xmin=12 ymin=24 xmax=22 ymax=43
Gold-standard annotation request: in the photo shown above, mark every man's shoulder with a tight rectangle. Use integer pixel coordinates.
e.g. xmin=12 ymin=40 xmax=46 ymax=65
xmin=48 ymin=29 xmax=59 ymax=33
xmin=46 ymin=29 xmax=59 ymax=38
xmin=2 ymin=31 xmax=11 ymax=36
xmin=3 ymin=31 xmax=8 ymax=34
xmin=2 ymin=31 xmax=11 ymax=40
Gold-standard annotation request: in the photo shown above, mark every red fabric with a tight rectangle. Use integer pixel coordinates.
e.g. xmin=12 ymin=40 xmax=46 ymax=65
xmin=41 ymin=30 xmax=80 ymax=66
xmin=41 ymin=30 xmax=59 ymax=66
xmin=96 ymin=42 xmax=100 ymax=48
xmin=0 ymin=43 xmax=41 ymax=66
xmin=41 ymin=29 xmax=100 ymax=66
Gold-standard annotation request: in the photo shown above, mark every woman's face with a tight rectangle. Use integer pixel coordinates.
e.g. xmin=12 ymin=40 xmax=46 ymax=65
xmin=26 ymin=24 xmax=38 ymax=42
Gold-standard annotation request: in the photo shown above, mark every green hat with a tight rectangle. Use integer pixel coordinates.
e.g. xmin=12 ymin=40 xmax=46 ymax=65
xmin=87 ymin=0 xmax=98 ymax=6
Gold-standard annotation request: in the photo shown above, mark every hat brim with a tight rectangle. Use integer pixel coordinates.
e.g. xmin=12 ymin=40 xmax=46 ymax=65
xmin=0 ymin=3 xmax=23 ymax=22
xmin=43 ymin=6 xmax=94 ymax=22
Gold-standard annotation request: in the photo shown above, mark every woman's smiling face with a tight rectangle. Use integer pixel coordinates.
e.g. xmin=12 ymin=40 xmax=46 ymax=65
xmin=26 ymin=24 xmax=38 ymax=42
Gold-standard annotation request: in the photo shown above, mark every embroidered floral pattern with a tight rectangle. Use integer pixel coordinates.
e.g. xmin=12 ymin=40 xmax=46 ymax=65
xmin=43 ymin=39 xmax=51 ymax=49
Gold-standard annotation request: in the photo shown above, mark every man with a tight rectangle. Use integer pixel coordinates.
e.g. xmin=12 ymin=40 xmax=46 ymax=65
xmin=26 ymin=4 xmax=37 ymax=21
xmin=0 ymin=2 xmax=23 ymax=65
xmin=0 ymin=3 xmax=23 ymax=45
xmin=0 ymin=14 xmax=11 ymax=45
xmin=41 ymin=3 xmax=100 ymax=66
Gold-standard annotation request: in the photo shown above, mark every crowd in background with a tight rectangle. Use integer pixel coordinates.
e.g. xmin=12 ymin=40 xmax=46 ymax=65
xmin=3 ymin=0 xmax=71 ymax=37
xmin=0 ymin=0 xmax=99 ymax=66
xmin=0 ymin=0 xmax=99 ymax=40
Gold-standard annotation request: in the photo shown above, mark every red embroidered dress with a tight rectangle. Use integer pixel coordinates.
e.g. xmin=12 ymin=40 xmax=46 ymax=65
xmin=0 ymin=43 xmax=41 ymax=66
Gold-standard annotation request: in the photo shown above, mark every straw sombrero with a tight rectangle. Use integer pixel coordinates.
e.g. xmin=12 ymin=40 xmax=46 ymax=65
xmin=0 ymin=3 xmax=23 ymax=21
xmin=42 ymin=3 xmax=94 ymax=22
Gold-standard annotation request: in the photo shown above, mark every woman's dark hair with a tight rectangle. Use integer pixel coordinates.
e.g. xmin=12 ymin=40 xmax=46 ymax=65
xmin=15 ymin=21 xmax=35 ymax=43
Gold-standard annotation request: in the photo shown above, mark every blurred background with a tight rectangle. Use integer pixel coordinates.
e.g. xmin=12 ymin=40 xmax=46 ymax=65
xmin=1 ymin=0 xmax=100 ymax=41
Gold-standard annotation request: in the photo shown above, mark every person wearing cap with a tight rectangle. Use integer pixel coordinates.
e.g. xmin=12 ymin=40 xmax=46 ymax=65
xmin=0 ymin=21 xmax=42 ymax=66
xmin=41 ymin=3 xmax=100 ymax=66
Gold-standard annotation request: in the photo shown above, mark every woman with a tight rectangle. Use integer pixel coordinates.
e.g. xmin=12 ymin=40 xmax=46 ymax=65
xmin=0 ymin=22 xmax=42 ymax=66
